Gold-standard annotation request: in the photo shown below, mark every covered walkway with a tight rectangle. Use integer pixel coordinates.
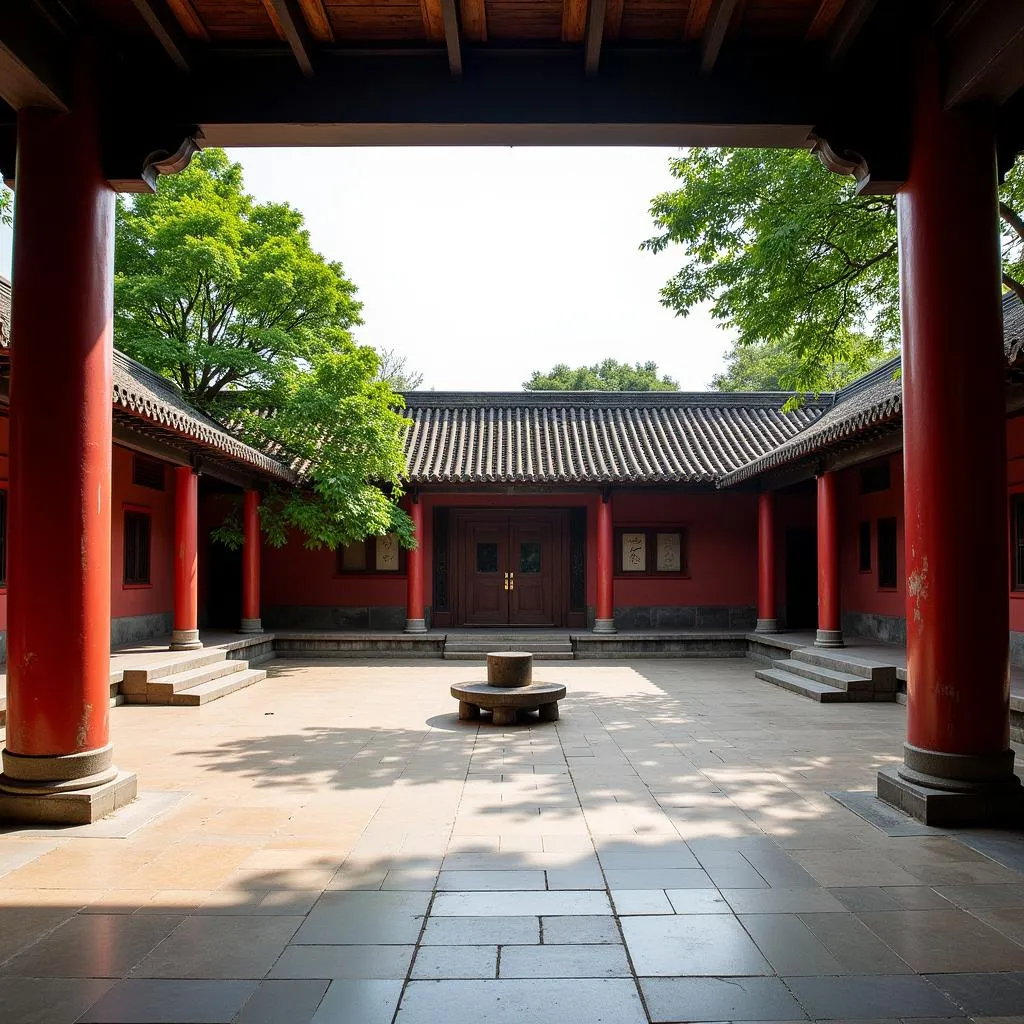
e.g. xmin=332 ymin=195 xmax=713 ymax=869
xmin=1 ymin=658 xmax=1023 ymax=1023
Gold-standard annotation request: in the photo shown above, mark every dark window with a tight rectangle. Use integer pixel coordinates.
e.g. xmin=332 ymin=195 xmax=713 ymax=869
xmin=1012 ymin=496 xmax=1024 ymax=591
xmin=877 ymin=517 xmax=898 ymax=589
xmin=132 ymin=455 xmax=165 ymax=490
xmin=614 ymin=527 xmax=689 ymax=576
xmin=335 ymin=536 xmax=406 ymax=574
xmin=519 ymin=542 xmax=541 ymax=574
xmin=860 ymin=461 xmax=891 ymax=494
xmin=0 ymin=488 xmax=7 ymax=587
xmin=858 ymin=521 xmax=871 ymax=573
xmin=123 ymin=510 xmax=151 ymax=585
xmin=476 ymin=542 xmax=499 ymax=574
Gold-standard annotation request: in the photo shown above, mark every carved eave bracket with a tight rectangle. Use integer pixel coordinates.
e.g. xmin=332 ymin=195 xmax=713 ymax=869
xmin=808 ymin=131 xmax=907 ymax=196
xmin=140 ymin=131 xmax=203 ymax=191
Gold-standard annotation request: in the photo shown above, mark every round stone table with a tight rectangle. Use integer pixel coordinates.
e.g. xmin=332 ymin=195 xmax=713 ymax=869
xmin=450 ymin=681 xmax=567 ymax=725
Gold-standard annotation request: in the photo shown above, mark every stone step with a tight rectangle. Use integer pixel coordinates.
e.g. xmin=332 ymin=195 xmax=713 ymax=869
xmin=791 ymin=647 xmax=883 ymax=680
xmin=444 ymin=643 xmax=573 ymax=653
xmin=773 ymin=659 xmax=872 ymax=694
xmin=145 ymin=659 xmax=248 ymax=702
xmin=753 ymin=667 xmax=847 ymax=703
xmin=444 ymin=651 xmax=574 ymax=661
xmin=170 ymin=668 xmax=267 ymax=706
xmin=122 ymin=648 xmax=230 ymax=689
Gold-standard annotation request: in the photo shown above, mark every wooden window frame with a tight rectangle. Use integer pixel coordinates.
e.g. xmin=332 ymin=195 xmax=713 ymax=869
xmin=123 ymin=505 xmax=152 ymax=588
xmin=858 ymin=520 xmax=872 ymax=573
xmin=876 ymin=516 xmax=898 ymax=591
xmin=614 ymin=526 xmax=690 ymax=578
xmin=1012 ymin=494 xmax=1024 ymax=592
xmin=335 ymin=536 xmax=408 ymax=577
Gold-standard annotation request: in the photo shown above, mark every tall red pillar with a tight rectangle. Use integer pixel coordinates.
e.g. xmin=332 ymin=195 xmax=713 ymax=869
xmin=172 ymin=467 xmax=202 ymax=651
xmin=0 ymin=50 xmax=138 ymax=823
xmin=405 ymin=497 xmax=427 ymax=633
xmin=756 ymin=491 xmax=777 ymax=633
xmin=876 ymin=42 xmax=1021 ymax=825
xmin=815 ymin=472 xmax=843 ymax=648
xmin=594 ymin=492 xmax=616 ymax=633
xmin=240 ymin=489 xmax=262 ymax=633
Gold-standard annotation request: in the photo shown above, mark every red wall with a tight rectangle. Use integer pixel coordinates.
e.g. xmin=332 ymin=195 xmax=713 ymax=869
xmin=1007 ymin=416 xmax=1024 ymax=632
xmin=0 ymin=416 xmax=8 ymax=632
xmin=838 ymin=454 xmax=906 ymax=622
xmin=110 ymin=444 xmax=175 ymax=623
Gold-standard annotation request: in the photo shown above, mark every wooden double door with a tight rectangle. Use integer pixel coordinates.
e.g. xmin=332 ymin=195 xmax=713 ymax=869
xmin=455 ymin=510 xmax=568 ymax=627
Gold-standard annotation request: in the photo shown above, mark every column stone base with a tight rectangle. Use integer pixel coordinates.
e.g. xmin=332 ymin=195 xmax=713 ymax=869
xmin=0 ymin=745 xmax=138 ymax=825
xmin=170 ymin=629 xmax=203 ymax=651
xmin=755 ymin=619 xmax=778 ymax=634
xmin=814 ymin=629 xmax=844 ymax=648
xmin=404 ymin=618 xmax=427 ymax=634
xmin=592 ymin=618 xmax=617 ymax=635
xmin=239 ymin=618 xmax=263 ymax=634
xmin=877 ymin=744 xmax=1024 ymax=827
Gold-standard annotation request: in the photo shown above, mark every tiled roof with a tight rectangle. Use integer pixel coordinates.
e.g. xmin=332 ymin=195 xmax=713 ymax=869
xmin=722 ymin=292 xmax=1024 ymax=486
xmin=402 ymin=391 xmax=829 ymax=485
xmin=0 ymin=276 xmax=294 ymax=482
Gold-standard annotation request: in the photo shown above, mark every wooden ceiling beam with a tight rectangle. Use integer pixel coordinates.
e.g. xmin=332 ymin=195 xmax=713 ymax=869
xmin=458 ymin=0 xmax=487 ymax=43
xmin=0 ymin=5 xmax=68 ymax=110
xmin=805 ymin=0 xmax=846 ymax=42
xmin=700 ymin=0 xmax=740 ymax=74
xmin=584 ymin=0 xmax=608 ymax=78
xmin=826 ymin=0 xmax=877 ymax=61
xmin=603 ymin=0 xmax=624 ymax=42
xmin=944 ymin=0 xmax=1024 ymax=108
xmin=130 ymin=0 xmax=194 ymax=73
xmin=419 ymin=0 xmax=446 ymax=43
xmin=298 ymin=0 xmax=334 ymax=43
xmin=563 ymin=0 xmax=589 ymax=43
xmin=263 ymin=0 xmax=316 ymax=77
xmin=684 ymin=0 xmax=713 ymax=41
xmin=166 ymin=0 xmax=209 ymax=41
xmin=440 ymin=0 xmax=462 ymax=76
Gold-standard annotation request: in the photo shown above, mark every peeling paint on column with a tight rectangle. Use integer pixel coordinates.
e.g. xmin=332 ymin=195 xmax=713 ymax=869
xmin=907 ymin=555 xmax=929 ymax=632
xmin=76 ymin=703 xmax=92 ymax=749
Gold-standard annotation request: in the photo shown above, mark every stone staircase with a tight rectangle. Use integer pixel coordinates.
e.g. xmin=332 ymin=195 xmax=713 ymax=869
xmin=121 ymin=647 xmax=267 ymax=706
xmin=754 ymin=647 xmax=897 ymax=702
xmin=443 ymin=633 xmax=575 ymax=661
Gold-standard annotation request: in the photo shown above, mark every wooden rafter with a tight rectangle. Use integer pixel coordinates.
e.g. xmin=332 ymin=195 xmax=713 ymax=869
xmin=419 ymin=0 xmax=446 ymax=43
xmin=458 ymin=0 xmax=487 ymax=44
xmin=0 ymin=5 xmax=68 ymax=110
xmin=805 ymin=0 xmax=847 ymax=41
xmin=584 ymin=0 xmax=609 ymax=77
xmin=684 ymin=0 xmax=714 ymax=41
xmin=700 ymin=0 xmax=740 ymax=73
xmin=166 ymin=0 xmax=208 ymax=41
xmin=298 ymin=0 xmax=334 ymax=43
xmin=263 ymin=0 xmax=315 ymax=77
xmin=603 ymin=0 xmax=624 ymax=43
xmin=562 ymin=0 xmax=589 ymax=43
xmin=944 ymin=0 xmax=1024 ymax=107
xmin=826 ymin=0 xmax=877 ymax=61
xmin=130 ymin=0 xmax=193 ymax=73
xmin=440 ymin=0 xmax=462 ymax=76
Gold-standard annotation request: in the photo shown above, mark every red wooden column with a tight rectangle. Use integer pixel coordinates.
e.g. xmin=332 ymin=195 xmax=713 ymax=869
xmin=876 ymin=42 xmax=1021 ymax=825
xmin=755 ymin=490 xmax=777 ymax=633
xmin=0 ymin=50 xmax=137 ymax=824
xmin=172 ymin=467 xmax=203 ymax=651
xmin=815 ymin=471 xmax=843 ymax=648
xmin=405 ymin=497 xmax=427 ymax=633
xmin=240 ymin=489 xmax=263 ymax=633
xmin=594 ymin=492 xmax=616 ymax=633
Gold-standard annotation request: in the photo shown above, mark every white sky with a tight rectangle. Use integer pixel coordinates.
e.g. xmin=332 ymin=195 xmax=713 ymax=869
xmin=0 ymin=147 xmax=734 ymax=391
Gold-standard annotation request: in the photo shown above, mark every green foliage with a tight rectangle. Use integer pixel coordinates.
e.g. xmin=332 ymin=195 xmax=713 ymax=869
xmin=117 ymin=149 xmax=412 ymax=550
xmin=712 ymin=334 xmax=896 ymax=393
xmin=0 ymin=186 xmax=11 ymax=228
xmin=644 ymin=149 xmax=1024 ymax=393
xmin=525 ymin=359 xmax=678 ymax=391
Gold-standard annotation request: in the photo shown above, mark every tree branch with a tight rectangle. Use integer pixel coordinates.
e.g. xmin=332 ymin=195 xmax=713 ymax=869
xmin=1001 ymin=201 xmax=1024 ymax=245
xmin=1004 ymin=271 xmax=1024 ymax=305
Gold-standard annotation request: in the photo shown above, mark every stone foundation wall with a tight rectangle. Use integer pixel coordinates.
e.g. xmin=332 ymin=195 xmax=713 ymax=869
xmin=613 ymin=605 xmax=756 ymax=630
xmin=263 ymin=605 xmax=420 ymax=632
xmin=111 ymin=612 xmax=174 ymax=647
xmin=842 ymin=612 xmax=907 ymax=645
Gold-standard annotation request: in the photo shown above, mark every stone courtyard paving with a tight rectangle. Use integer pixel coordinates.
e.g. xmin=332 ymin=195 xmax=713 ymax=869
xmin=2 ymin=658 xmax=1024 ymax=1024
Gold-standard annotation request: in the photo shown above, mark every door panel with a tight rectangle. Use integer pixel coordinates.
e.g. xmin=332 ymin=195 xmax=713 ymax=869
xmin=509 ymin=519 xmax=555 ymax=625
xmin=463 ymin=521 xmax=509 ymax=625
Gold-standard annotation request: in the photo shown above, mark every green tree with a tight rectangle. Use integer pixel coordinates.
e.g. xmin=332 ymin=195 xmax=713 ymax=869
xmin=115 ymin=149 xmax=412 ymax=550
xmin=712 ymin=334 xmax=896 ymax=392
xmin=643 ymin=148 xmax=1024 ymax=393
xmin=525 ymin=359 xmax=678 ymax=391
xmin=0 ymin=186 xmax=11 ymax=227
